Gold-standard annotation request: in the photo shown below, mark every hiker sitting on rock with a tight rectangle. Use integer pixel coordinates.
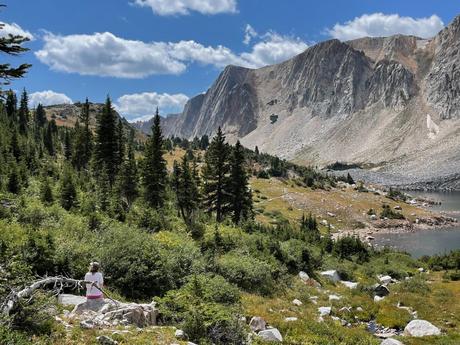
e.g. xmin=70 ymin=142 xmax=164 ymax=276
xmin=85 ymin=261 xmax=104 ymax=301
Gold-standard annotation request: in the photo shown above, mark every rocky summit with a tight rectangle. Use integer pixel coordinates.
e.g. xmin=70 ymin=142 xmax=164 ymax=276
xmin=137 ymin=15 xmax=460 ymax=189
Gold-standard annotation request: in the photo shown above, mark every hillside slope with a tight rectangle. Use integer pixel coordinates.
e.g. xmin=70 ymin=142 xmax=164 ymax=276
xmin=142 ymin=15 xmax=460 ymax=188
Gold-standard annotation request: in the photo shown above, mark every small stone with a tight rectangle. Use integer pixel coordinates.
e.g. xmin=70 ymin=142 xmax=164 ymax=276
xmin=292 ymin=298 xmax=303 ymax=306
xmin=340 ymin=281 xmax=358 ymax=289
xmin=318 ymin=307 xmax=331 ymax=316
xmin=249 ymin=316 xmax=266 ymax=332
xmin=320 ymin=270 xmax=341 ymax=283
xmin=284 ymin=317 xmax=298 ymax=322
xmin=96 ymin=336 xmax=118 ymax=345
xmin=378 ymin=275 xmax=393 ymax=285
xmin=258 ymin=328 xmax=283 ymax=342
xmin=374 ymin=296 xmax=385 ymax=302
xmin=381 ymin=339 xmax=404 ymax=345
xmin=175 ymin=329 xmax=187 ymax=340
xmin=356 ymin=307 xmax=364 ymax=312
xmin=329 ymin=294 xmax=341 ymax=301
xmin=298 ymin=271 xmax=310 ymax=282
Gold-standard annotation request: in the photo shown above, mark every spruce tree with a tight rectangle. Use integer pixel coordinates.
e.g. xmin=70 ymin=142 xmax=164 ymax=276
xmin=40 ymin=177 xmax=54 ymax=204
xmin=34 ymin=103 xmax=47 ymax=128
xmin=202 ymin=127 xmax=231 ymax=222
xmin=229 ymin=141 xmax=253 ymax=223
xmin=5 ymin=90 xmax=16 ymax=119
xmin=10 ymin=128 xmax=20 ymax=161
xmin=7 ymin=164 xmax=20 ymax=194
xmin=17 ymin=88 xmax=29 ymax=133
xmin=60 ymin=167 xmax=77 ymax=210
xmin=116 ymin=141 xmax=138 ymax=207
xmin=142 ymin=109 xmax=167 ymax=208
xmin=0 ymin=20 xmax=31 ymax=84
xmin=44 ymin=122 xmax=54 ymax=156
xmin=117 ymin=119 xmax=125 ymax=165
xmin=97 ymin=166 xmax=111 ymax=212
xmin=175 ymin=156 xmax=199 ymax=224
xmin=80 ymin=98 xmax=93 ymax=167
xmin=94 ymin=96 xmax=119 ymax=184
xmin=63 ymin=129 xmax=72 ymax=161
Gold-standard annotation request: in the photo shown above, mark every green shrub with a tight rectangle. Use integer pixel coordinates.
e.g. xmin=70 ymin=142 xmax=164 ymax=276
xmin=380 ymin=204 xmax=405 ymax=220
xmin=0 ymin=326 xmax=32 ymax=345
xmin=217 ymin=251 xmax=275 ymax=294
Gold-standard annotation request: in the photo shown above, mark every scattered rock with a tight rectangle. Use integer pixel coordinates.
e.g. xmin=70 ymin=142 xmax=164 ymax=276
xmin=394 ymin=205 xmax=402 ymax=211
xmin=258 ymin=328 xmax=283 ymax=342
xmin=298 ymin=271 xmax=310 ymax=282
xmin=310 ymin=296 xmax=318 ymax=305
xmin=340 ymin=281 xmax=358 ymax=289
xmin=370 ymin=214 xmax=378 ymax=220
xmin=249 ymin=316 xmax=266 ymax=332
xmin=329 ymin=294 xmax=341 ymax=301
xmin=284 ymin=317 xmax=298 ymax=322
xmin=404 ymin=320 xmax=441 ymax=337
xmin=320 ymin=270 xmax=341 ymax=283
xmin=292 ymin=299 xmax=302 ymax=306
xmin=417 ymin=268 xmax=425 ymax=273
xmin=378 ymin=275 xmax=393 ymax=285
xmin=175 ymin=329 xmax=187 ymax=340
xmin=356 ymin=307 xmax=364 ymax=312
xmin=374 ymin=296 xmax=385 ymax=302
xmin=318 ymin=307 xmax=331 ymax=316
xmin=381 ymin=338 xmax=404 ymax=345
xmin=58 ymin=294 xmax=87 ymax=306
xmin=374 ymin=284 xmax=390 ymax=297
xmin=97 ymin=336 xmax=118 ymax=345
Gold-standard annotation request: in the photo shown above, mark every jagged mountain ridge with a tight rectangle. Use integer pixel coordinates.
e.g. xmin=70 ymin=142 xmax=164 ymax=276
xmin=137 ymin=15 xmax=460 ymax=187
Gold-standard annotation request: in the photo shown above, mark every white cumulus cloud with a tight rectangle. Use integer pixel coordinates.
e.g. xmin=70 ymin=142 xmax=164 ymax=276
xmin=133 ymin=0 xmax=237 ymax=16
xmin=36 ymin=30 xmax=309 ymax=78
xmin=29 ymin=90 xmax=73 ymax=108
xmin=327 ymin=13 xmax=444 ymax=41
xmin=35 ymin=32 xmax=186 ymax=78
xmin=0 ymin=22 xmax=34 ymax=40
xmin=115 ymin=92 xmax=189 ymax=121
xmin=241 ymin=32 xmax=308 ymax=67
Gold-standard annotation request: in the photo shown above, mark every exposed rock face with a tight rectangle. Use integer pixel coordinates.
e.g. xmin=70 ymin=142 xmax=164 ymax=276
xmin=136 ymin=15 xmax=460 ymax=188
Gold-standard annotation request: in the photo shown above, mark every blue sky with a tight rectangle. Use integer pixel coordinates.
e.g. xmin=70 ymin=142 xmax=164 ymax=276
xmin=3 ymin=0 xmax=460 ymax=121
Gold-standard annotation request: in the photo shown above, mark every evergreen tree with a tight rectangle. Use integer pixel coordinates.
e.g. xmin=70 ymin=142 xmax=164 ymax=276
xmin=142 ymin=109 xmax=167 ymax=208
xmin=60 ymin=167 xmax=77 ymax=210
xmin=200 ymin=135 xmax=209 ymax=150
xmin=44 ymin=122 xmax=54 ymax=156
xmin=80 ymin=98 xmax=93 ymax=168
xmin=0 ymin=20 xmax=31 ymax=84
xmin=94 ymin=96 xmax=119 ymax=184
xmin=17 ymin=88 xmax=28 ymax=133
xmin=175 ymin=155 xmax=199 ymax=224
xmin=116 ymin=141 xmax=138 ymax=207
xmin=254 ymin=146 xmax=260 ymax=155
xmin=5 ymin=89 xmax=16 ymax=119
xmin=346 ymin=173 xmax=355 ymax=185
xmin=96 ymin=166 xmax=111 ymax=212
xmin=40 ymin=177 xmax=53 ymax=204
xmin=300 ymin=213 xmax=320 ymax=242
xmin=117 ymin=119 xmax=125 ymax=165
xmin=63 ymin=129 xmax=72 ymax=161
xmin=34 ymin=103 xmax=47 ymax=128
xmin=7 ymin=164 xmax=20 ymax=194
xmin=229 ymin=141 xmax=253 ymax=223
xmin=202 ymin=127 xmax=231 ymax=222
xmin=10 ymin=128 xmax=20 ymax=161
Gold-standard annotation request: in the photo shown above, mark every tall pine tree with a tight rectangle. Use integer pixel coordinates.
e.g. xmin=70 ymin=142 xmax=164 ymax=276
xmin=17 ymin=88 xmax=28 ymax=133
xmin=94 ymin=96 xmax=119 ymax=184
xmin=5 ymin=90 xmax=16 ymax=119
xmin=202 ymin=127 xmax=231 ymax=222
xmin=229 ymin=141 xmax=253 ymax=224
xmin=34 ymin=103 xmax=47 ymax=128
xmin=142 ymin=108 xmax=167 ymax=208
xmin=174 ymin=155 xmax=200 ymax=224
xmin=116 ymin=139 xmax=138 ymax=207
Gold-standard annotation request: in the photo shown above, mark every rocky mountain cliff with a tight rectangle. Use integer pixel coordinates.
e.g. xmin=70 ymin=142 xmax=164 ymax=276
xmin=139 ymin=15 xmax=460 ymax=188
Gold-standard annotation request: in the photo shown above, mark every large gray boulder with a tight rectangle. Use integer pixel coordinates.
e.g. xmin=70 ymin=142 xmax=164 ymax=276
xmin=258 ymin=328 xmax=283 ymax=342
xmin=58 ymin=294 xmax=86 ymax=306
xmin=404 ymin=320 xmax=441 ymax=337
